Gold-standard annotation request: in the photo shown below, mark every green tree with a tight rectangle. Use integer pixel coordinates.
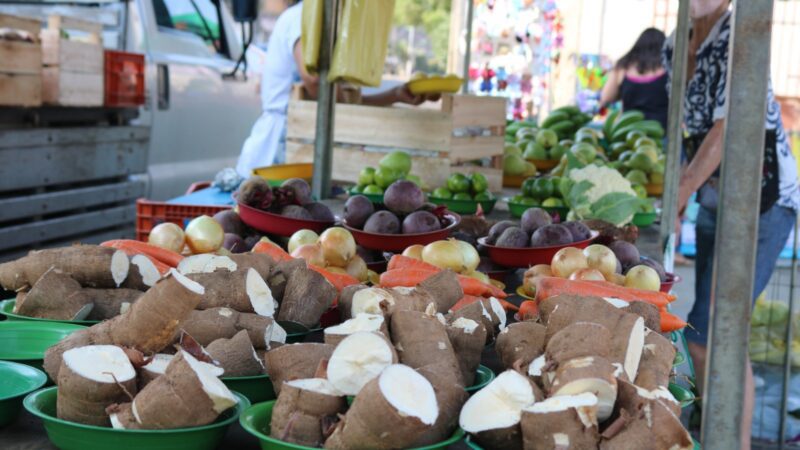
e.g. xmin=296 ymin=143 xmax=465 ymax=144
xmin=393 ymin=0 xmax=451 ymax=70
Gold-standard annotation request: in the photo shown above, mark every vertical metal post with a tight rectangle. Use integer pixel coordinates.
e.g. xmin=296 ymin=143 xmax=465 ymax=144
xmin=702 ymin=1 xmax=776 ymax=448
xmin=461 ymin=0 xmax=474 ymax=94
xmin=779 ymin=218 xmax=799 ymax=449
xmin=311 ymin=0 xmax=338 ymax=200
xmin=659 ymin=0 xmax=690 ymax=266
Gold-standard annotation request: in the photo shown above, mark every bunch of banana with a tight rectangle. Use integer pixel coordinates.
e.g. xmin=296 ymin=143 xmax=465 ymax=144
xmin=540 ymin=106 xmax=592 ymax=140
xmin=603 ymin=110 xmax=664 ymax=143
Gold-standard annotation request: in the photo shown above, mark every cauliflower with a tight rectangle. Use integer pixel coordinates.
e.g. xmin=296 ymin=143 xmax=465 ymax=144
xmin=566 ymin=165 xmax=640 ymax=226
xmin=568 ymin=165 xmax=637 ymax=202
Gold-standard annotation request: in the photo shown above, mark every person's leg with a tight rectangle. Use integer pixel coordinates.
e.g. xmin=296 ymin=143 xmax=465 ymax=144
xmin=687 ymin=207 xmax=717 ymax=394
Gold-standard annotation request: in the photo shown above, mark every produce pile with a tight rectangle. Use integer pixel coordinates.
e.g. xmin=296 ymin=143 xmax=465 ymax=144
xmin=350 ymin=151 xmax=423 ymax=195
xmin=484 ymin=208 xmax=593 ymax=249
xmin=287 ymin=228 xmax=372 ymax=284
xmin=237 ymin=176 xmax=335 ymax=222
xmin=510 ymin=176 xmax=569 ymax=208
xmin=430 ymin=172 xmax=494 ymax=202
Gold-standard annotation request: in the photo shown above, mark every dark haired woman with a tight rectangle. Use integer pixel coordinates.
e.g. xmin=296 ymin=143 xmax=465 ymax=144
xmin=600 ymin=28 xmax=668 ymax=129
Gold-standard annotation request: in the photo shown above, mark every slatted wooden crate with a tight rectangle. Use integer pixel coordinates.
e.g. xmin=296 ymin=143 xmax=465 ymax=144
xmin=0 ymin=13 xmax=42 ymax=107
xmin=41 ymin=15 xmax=103 ymax=106
xmin=286 ymin=94 xmax=506 ymax=191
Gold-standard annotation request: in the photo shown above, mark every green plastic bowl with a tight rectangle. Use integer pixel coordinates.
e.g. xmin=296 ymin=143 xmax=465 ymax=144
xmin=428 ymin=196 xmax=496 ymax=215
xmin=0 ymin=299 xmax=99 ymax=326
xmin=348 ymin=188 xmax=384 ymax=204
xmin=506 ymin=200 xmax=569 ymax=220
xmin=24 ymin=387 xmax=250 ymax=450
xmin=0 ymin=361 xmax=47 ymax=427
xmin=221 ymin=374 xmax=276 ymax=404
xmin=632 ymin=211 xmax=658 ymax=227
xmin=668 ymin=382 xmax=695 ymax=409
xmin=465 ymin=365 xmax=495 ymax=393
xmin=468 ymin=434 xmax=700 ymax=449
xmin=240 ymin=400 xmax=465 ymax=450
xmin=0 ymin=321 xmax=86 ymax=372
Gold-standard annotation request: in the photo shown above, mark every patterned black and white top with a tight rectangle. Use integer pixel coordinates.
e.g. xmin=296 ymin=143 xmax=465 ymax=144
xmin=663 ymin=10 xmax=800 ymax=211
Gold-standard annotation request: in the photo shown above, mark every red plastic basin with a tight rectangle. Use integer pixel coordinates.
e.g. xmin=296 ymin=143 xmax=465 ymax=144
xmin=343 ymin=213 xmax=461 ymax=252
xmin=479 ymin=231 xmax=598 ymax=268
xmin=237 ymin=202 xmax=334 ymax=237
xmin=660 ymin=272 xmax=682 ymax=293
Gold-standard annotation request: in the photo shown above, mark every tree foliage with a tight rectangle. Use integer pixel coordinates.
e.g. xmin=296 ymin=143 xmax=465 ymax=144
xmin=394 ymin=0 xmax=452 ymax=70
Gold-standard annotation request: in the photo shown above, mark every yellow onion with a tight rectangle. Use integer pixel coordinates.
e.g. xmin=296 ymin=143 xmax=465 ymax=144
xmin=453 ymin=239 xmax=480 ymax=273
xmin=319 ymin=227 xmax=356 ymax=267
xmin=148 ymin=222 xmax=185 ymax=253
xmin=583 ymin=244 xmax=617 ymax=279
xmin=345 ymin=255 xmax=369 ymax=282
xmin=288 ymin=229 xmax=319 ymax=254
xmin=624 ymin=265 xmax=661 ymax=291
xmin=291 ymin=243 xmax=326 ymax=267
xmin=422 ymin=240 xmax=465 ymax=272
xmin=326 ymin=266 xmax=349 ymax=275
xmin=522 ymin=264 xmax=552 ymax=296
xmin=185 ymin=215 xmax=224 ymax=254
xmin=402 ymin=244 xmax=424 ymax=260
xmin=569 ymin=268 xmax=606 ymax=281
xmin=551 ymin=247 xmax=588 ymax=278
xmin=367 ymin=270 xmax=380 ymax=285
xmin=464 ymin=270 xmax=490 ymax=284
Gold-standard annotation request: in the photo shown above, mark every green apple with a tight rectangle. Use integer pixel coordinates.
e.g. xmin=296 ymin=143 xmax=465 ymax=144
xmin=453 ymin=192 xmax=472 ymax=201
xmin=378 ymin=151 xmax=412 ymax=175
xmin=535 ymin=129 xmax=559 ymax=149
xmin=374 ymin=167 xmax=402 ymax=188
xmin=358 ymin=167 xmax=375 ymax=185
xmin=469 ymin=172 xmax=489 ymax=194
xmin=432 ymin=187 xmax=452 ymax=199
xmin=363 ymin=184 xmax=384 ymax=195
xmin=447 ymin=173 xmax=471 ymax=193
xmin=542 ymin=197 xmax=564 ymax=207
xmin=474 ymin=191 xmax=495 ymax=201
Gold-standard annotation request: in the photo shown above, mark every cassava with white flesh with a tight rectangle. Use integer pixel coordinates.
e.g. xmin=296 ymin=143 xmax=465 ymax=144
xmin=327 ymin=331 xmax=397 ymax=396
xmin=548 ymin=356 xmax=618 ymax=422
xmin=624 ymin=301 xmax=662 ymax=333
xmin=390 ymin=310 xmax=462 ymax=383
xmin=15 ymin=268 xmax=94 ymax=320
xmin=121 ymin=254 xmax=162 ymax=291
xmin=264 ymin=343 xmax=334 ymax=396
xmin=446 ymin=317 xmax=487 ymax=386
xmin=338 ymin=284 xmax=367 ymax=320
xmin=521 ymin=393 xmax=600 ymax=450
xmin=323 ymin=313 xmax=388 ymax=347
xmin=324 ymin=364 xmax=439 ymax=450
xmin=276 ymin=265 xmax=336 ymax=328
xmin=411 ymin=363 xmax=469 ymax=447
xmin=177 ymin=254 xmax=237 ymax=274
xmin=448 ymin=300 xmax=497 ymax=343
xmin=57 ymin=345 xmax=137 ymax=426
xmin=179 ymin=307 xmax=281 ymax=349
xmin=271 ymin=378 xmax=346 ymax=447
xmin=494 ymin=321 xmax=546 ymax=370
xmin=615 ymin=378 xmax=681 ymax=419
xmin=139 ymin=353 xmax=224 ymax=389
xmin=205 ymin=330 xmax=265 ymax=377
xmin=188 ymin=268 xmax=275 ymax=316
xmin=350 ymin=287 xmax=433 ymax=319
xmin=228 ymin=253 xmax=274 ymax=278
xmin=417 ymin=270 xmax=464 ymax=313
xmin=634 ymin=329 xmax=676 ymax=391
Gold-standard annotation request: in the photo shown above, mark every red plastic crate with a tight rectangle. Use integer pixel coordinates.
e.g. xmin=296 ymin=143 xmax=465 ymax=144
xmin=136 ymin=199 xmax=231 ymax=242
xmin=104 ymin=50 xmax=145 ymax=107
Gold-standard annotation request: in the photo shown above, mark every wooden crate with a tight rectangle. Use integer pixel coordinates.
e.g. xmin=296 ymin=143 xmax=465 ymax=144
xmin=41 ymin=15 xmax=103 ymax=106
xmin=0 ymin=13 xmax=42 ymax=107
xmin=286 ymin=94 xmax=506 ymax=191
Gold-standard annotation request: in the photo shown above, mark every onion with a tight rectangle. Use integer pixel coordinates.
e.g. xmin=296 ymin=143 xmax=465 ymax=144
xmin=402 ymin=244 xmax=424 ymax=260
xmin=569 ymin=268 xmax=606 ymax=281
xmin=421 ymin=240 xmax=465 ymax=272
xmin=345 ymin=255 xmax=369 ymax=282
xmin=291 ymin=243 xmax=326 ymax=267
xmin=624 ymin=265 xmax=661 ymax=291
xmin=288 ymin=229 xmax=319 ymax=254
xmin=319 ymin=227 xmax=356 ymax=268
xmin=148 ymin=222 xmax=185 ymax=253
xmin=608 ymin=273 xmax=627 ymax=286
xmin=550 ymin=247 xmax=588 ymax=278
xmin=583 ymin=245 xmax=618 ymax=279
xmin=326 ymin=266 xmax=349 ymax=275
xmin=367 ymin=270 xmax=380 ymax=285
xmin=185 ymin=215 xmax=224 ymax=254
xmin=522 ymin=264 xmax=552 ymax=296
xmin=464 ymin=270 xmax=490 ymax=284
xmin=453 ymin=239 xmax=480 ymax=273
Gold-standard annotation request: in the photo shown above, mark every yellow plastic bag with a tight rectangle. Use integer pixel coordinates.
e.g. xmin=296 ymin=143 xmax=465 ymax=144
xmin=328 ymin=0 xmax=395 ymax=87
xmin=301 ymin=0 xmax=322 ymax=74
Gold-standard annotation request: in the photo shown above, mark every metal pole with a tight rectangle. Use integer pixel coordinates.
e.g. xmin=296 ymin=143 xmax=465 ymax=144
xmin=461 ymin=0 xmax=474 ymax=94
xmin=659 ymin=0 xmax=690 ymax=268
xmin=311 ymin=0 xmax=338 ymax=200
xmin=702 ymin=1 xmax=776 ymax=448
xmin=779 ymin=218 xmax=799 ymax=449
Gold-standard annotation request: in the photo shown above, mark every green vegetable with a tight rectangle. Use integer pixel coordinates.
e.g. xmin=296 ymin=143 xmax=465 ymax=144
xmin=469 ymin=173 xmax=489 ymax=194
xmin=432 ymin=187 xmax=452 ymax=199
xmin=447 ymin=173 xmax=471 ymax=193
xmin=565 ymin=165 xmax=645 ymax=226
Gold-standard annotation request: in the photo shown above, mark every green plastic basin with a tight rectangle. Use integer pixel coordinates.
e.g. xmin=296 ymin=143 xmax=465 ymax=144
xmin=668 ymin=382 xmax=695 ymax=409
xmin=506 ymin=200 xmax=570 ymax=221
xmin=240 ymin=400 xmax=465 ymax=449
xmin=632 ymin=211 xmax=658 ymax=227
xmin=0 ymin=321 xmax=86 ymax=371
xmin=0 ymin=361 xmax=47 ymax=427
xmin=0 ymin=299 xmax=99 ymax=326
xmin=465 ymin=365 xmax=495 ymax=393
xmin=467 ymin=435 xmax=701 ymax=449
xmin=428 ymin=197 xmax=496 ymax=215
xmin=221 ymin=374 xmax=276 ymax=404
xmin=24 ymin=387 xmax=249 ymax=450
xmin=348 ymin=188 xmax=384 ymax=205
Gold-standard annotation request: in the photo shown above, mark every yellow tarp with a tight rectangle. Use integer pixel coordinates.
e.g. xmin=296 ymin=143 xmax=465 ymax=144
xmin=301 ymin=0 xmax=322 ymax=74
xmin=328 ymin=0 xmax=395 ymax=87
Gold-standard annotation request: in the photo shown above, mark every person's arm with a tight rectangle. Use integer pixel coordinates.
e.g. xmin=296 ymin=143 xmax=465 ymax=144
xmin=677 ymin=119 xmax=725 ymax=213
xmin=293 ymin=40 xmax=320 ymax=98
xmin=362 ymin=84 xmax=425 ymax=107
xmin=599 ymin=68 xmax=622 ymax=107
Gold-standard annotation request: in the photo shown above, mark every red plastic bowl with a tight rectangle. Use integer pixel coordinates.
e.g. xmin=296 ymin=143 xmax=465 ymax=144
xmin=478 ymin=231 xmax=599 ymax=268
xmin=660 ymin=272 xmax=682 ymax=293
xmin=237 ymin=202 xmax=335 ymax=237
xmin=343 ymin=213 xmax=461 ymax=252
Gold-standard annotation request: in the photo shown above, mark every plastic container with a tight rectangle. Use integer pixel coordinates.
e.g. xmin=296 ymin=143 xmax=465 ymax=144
xmin=221 ymin=375 xmax=275 ymax=404
xmin=24 ymin=387 xmax=248 ymax=450
xmin=343 ymin=213 xmax=460 ymax=252
xmin=632 ymin=211 xmax=658 ymax=227
xmin=136 ymin=199 xmax=231 ymax=242
xmin=506 ymin=200 xmax=569 ymax=221
xmin=465 ymin=365 xmax=495 ymax=393
xmin=237 ymin=202 xmax=334 ymax=237
xmin=407 ymin=76 xmax=463 ymax=95
xmin=253 ymin=163 xmax=314 ymax=187
xmin=240 ymin=400 xmax=466 ymax=450
xmin=0 ymin=361 xmax=47 ymax=427
xmin=660 ymin=272 xmax=682 ymax=293
xmin=528 ymin=158 xmax=559 ymax=171
xmin=428 ymin=196 xmax=496 ymax=215
xmin=0 ymin=322 xmax=86 ymax=372
xmin=0 ymin=299 xmax=98 ymax=326
xmin=104 ymin=50 xmax=145 ymax=107
xmin=478 ymin=232 xmax=598 ymax=268
xmin=348 ymin=187 xmax=384 ymax=205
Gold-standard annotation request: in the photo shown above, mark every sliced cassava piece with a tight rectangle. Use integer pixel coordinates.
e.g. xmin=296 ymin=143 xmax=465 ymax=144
xmin=264 ymin=343 xmax=334 ymax=396
xmin=349 ymin=287 xmax=433 ymax=319
xmin=276 ymin=265 xmax=336 ymax=328
xmin=82 ymin=289 xmax=143 ymax=320
xmin=188 ymin=268 xmax=275 ymax=316
xmin=271 ymin=378 xmax=346 ymax=447
xmin=121 ymin=254 xmax=162 ymax=291
xmin=460 ymin=370 xmax=543 ymax=450
xmin=418 ymin=270 xmax=464 ymax=313
xmin=267 ymin=258 xmax=308 ymax=303
xmin=0 ymin=245 xmax=130 ymax=291
xmin=327 ymin=331 xmax=397 ymax=396
xmin=615 ymin=378 xmax=681 ymax=419
xmin=634 ymin=329 xmax=676 ymax=391
xmin=624 ymin=301 xmax=662 ymax=333
xmin=446 ymin=317 xmax=487 ymax=386
xmin=108 ymin=350 xmax=238 ymax=429
xmin=323 ymin=313 xmax=387 ymax=347
xmin=495 ymin=321 xmax=546 ymax=370
xmin=411 ymin=363 xmax=469 ymax=447
xmin=179 ymin=307 xmax=280 ymax=349
xmin=43 ymin=270 xmax=205 ymax=380
xmin=325 ymin=364 xmax=439 ymax=450
xmin=548 ymin=356 xmax=618 ymax=422
xmin=599 ymin=392 xmax=693 ymax=450
xmin=205 ymin=330 xmax=265 ymax=377
xmin=521 ymin=393 xmax=600 ymax=450
xmin=139 ymin=353 xmax=224 ymax=389
xmin=227 ymin=253 xmax=274 ymax=278
xmin=545 ymin=321 xmax=612 ymax=365
xmin=57 ymin=345 xmax=138 ymax=427
xmin=449 ymin=299 xmax=497 ymax=343
xmin=390 ymin=310 xmax=462 ymax=383
xmin=15 ymin=268 xmax=94 ymax=320
xmin=338 ymin=284 xmax=368 ymax=320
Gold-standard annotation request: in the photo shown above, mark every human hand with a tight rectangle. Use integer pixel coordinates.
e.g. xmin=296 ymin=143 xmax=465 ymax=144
xmin=395 ymin=84 xmax=425 ymax=105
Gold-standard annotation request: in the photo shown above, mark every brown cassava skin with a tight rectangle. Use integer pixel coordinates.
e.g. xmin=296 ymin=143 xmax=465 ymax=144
xmin=57 ymin=360 xmax=137 ymax=427
xmin=548 ymin=356 xmax=618 ymax=398
xmin=187 ymin=269 xmax=261 ymax=313
xmin=411 ymin=363 xmax=468 ymax=447
xmin=472 ymin=426 xmax=524 ymax=450
xmin=386 ymin=287 xmax=436 ymax=317
xmin=615 ymin=378 xmax=681 ymax=419
xmin=0 ymin=245 xmax=124 ymax=291
xmin=634 ymin=330 xmax=676 ymax=391
xmin=494 ymin=322 xmax=546 ymax=370
xmin=446 ymin=320 xmax=487 ymax=386
xmin=206 ymin=330 xmax=264 ymax=377
xmin=83 ymin=289 xmax=143 ymax=320
xmin=139 ymin=367 xmax=162 ymax=390
xmin=264 ymin=343 xmax=334 ymax=396
xmin=449 ymin=301 xmax=495 ymax=343
xmin=268 ymin=258 xmax=307 ymax=302
xmin=625 ymin=301 xmax=662 ymax=333
xmin=545 ymin=322 xmax=612 ymax=365
xmin=599 ymin=395 xmax=692 ymax=450
xmin=277 ymin=266 xmax=335 ymax=328
xmin=418 ymin=270 xmax=464 ymax=313
xmin=120 ymin=256 xmax=157 ymax=291
xmin=338 ymin=284 xmax=367 ymax=320
xmin=521 ymin=404 xmax=600 ymax=450
xmin=270 ymin=382 xmax=346 ymax=447
xmin=389 ymin=310 xmax=462 ymax=384
xmin=228 ymin=253 xmax=274 ymax=279
xmin=323 ymin=375 xmax=433 ymax=450
xmin=323 ymin=319 xmax=389 ymax=348
xmin=15 ymin=268 xmax=93 ymax=320
xmin=43 ymin=273 xmax=203 ymax=380
xmin=179 ymin=307 xmax=274 ymax=349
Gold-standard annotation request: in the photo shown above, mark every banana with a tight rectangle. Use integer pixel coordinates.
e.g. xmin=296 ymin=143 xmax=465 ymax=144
xmin=551 ymin=106 xmax=581 ymax=117
xmin=541 ymin=111 xmax=571 ymax=128
xmin=603 ymin=109 xmax=619 ymax=139
xmin=612 ymin=110 xmax=645 ymax=135
xmin=547 ymin=120 xmax=575 ymax=136
xmin=636 ymin=120 xmax=665 ymax=139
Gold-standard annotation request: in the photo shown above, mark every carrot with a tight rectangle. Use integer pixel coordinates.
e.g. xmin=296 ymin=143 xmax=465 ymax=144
xmin=534 ymin=277 xmax=672 ymax=308
xmin=251 ymin=241 xmax=292 ymax=262
xmin=660 ymin=312 xmax=687 ymax=332
xmin=101 ymin=239 xmax=184 ymax=267
xmin=379 ymin=268 xmax=508 ymax=299
xmin=109 ymin=247 xmax=171 ymax=275
xmin=309 ymin=265 xmax=360 ymax=293
xmin=518 ymin=300 xmax=538 ymax=321
xmin=450 ymin=295 xmax=484 ymax=312
xmin=387 ymin=255 xmax=439 ymax=272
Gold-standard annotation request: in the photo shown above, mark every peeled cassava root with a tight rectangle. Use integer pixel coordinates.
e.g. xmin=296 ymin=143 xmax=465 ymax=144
xmin=108 ymin=350 xmax=238 ymax=429
xmin=495 ymin=321 xmax=546 ymax=370
xmin=179 ymin=307 xmax=281 ymax=349
xmin=206 ymin=330 xmax=265 ymax=377
xmin=57 ymin=345 xmax=137 ymax=426
xmin=265 ymin=343 xmax=334 ymax=396
xmin=271 ymin=378 xmax=346 ymax=447
xmin=521 ymin=393 xmax=600 ymax=450
xmin=390 ymin=310 xmax=462 ymax=384
xmin=44 ymin=270 xmax=205 ymax=380
xmin=327 ymin=331 xmax=397 ymax=396
xmin=445 ymin=317 xmax=487 ymax=386
xmin=325 ymin=364 xmax=438 ymax=450
xmin=323 ymin=313 xmax=387 ymax=347
xmin=188 ymin=268 xmax=275 ymax=316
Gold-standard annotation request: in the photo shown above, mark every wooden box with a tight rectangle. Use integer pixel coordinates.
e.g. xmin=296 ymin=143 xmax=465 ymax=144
xmin=286 ymin=94 xmax=507 ymax=192
xmin=41 ymin=15 xmax=103 ymax=106
xmin=0 ymin=14 xmax=42 ymax=107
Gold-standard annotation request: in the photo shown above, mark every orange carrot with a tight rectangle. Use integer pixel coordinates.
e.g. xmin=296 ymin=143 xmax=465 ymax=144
xmin=309 ymin=265 xmax=360 ymax=293
xmin=518 ymin=300 xmax=538 ymax=321
xmin=101 ymin=239 xmax=184 ymax=267
xmin=379 ymin=268 xmax=508 ymax=299
xmin=450 ymin=295 xmax=484 ymax=311
xmin=109 ymin=247 xmax=171 ymax=275
xmin=251 ymin=241 xmax=292 ymax=262
xmin=660 ymin=312 xmax=687 ymax=332
xmin=387 ymin=255 xmax=439 ymax=272
xmin=534 ymin=277 xmax=672 ymax=308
